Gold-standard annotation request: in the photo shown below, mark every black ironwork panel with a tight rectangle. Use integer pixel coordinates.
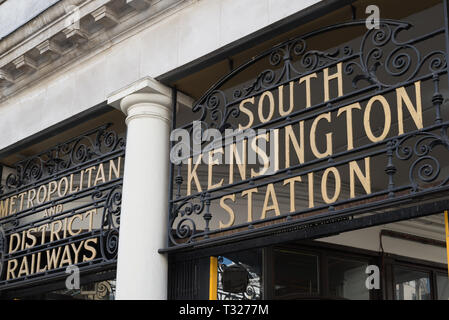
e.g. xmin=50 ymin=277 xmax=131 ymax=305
xmin=168 ymin=256 xmax=210 ymax=300
xmin=167 ymin=2 xmax=449 ymax=250
xmin=0 ymin=124 xmax=125 ymax=291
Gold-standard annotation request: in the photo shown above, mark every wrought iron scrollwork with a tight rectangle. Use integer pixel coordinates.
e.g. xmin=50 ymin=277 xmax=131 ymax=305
xmin=347 ymin=22 xmax=447 ymax=89
xmin=99 ymin=185 xmax=122 ymax=262
xmin=393 ymin=129 xmax=449 ymax=191
xmin=169 ymin=16 xmax=449 ymax=247
xmin=0 ymin=123 xmax=125 ymax=193
xmin=169 ymin=194 xmax=206 ymax=245
xmin=184 ymin=19 xmax=446 ymax=135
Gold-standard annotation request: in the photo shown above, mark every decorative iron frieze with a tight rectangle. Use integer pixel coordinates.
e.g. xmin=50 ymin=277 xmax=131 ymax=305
xmin=168 ymin=14 xmax=449 ymax=248
xmin=2 ymin=123 xmax=125 ymax=193
xmin=0 ymin=124 xmax=125 ymax=291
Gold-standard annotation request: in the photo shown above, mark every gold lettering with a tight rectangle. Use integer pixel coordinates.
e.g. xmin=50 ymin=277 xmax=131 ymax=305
xmin=323 ymin=62 xmax=343 ymax=102
xmin=321 ymin=167 xmax=341 ymax=204
xmin=349 ymin=157 xmax=371 ymax=198
xmin=187 ymin=155 xmax=203 ymax=196
xmin=83 ymin=238 xmax=97 ymax=262
xmin=299 ymin=73 xmax=317 ymax=108
xmin=21 ymin=230 xmax=26 ymax=251
xmin=36 ymin=185 xmax=47 ymax=205
xmin=50 ymin=220 xmax=62 ymax=242
xmin=310 ymin=112 xmax=333 ymax=159
xmin=47 ymin=181 xmax=58 ymax=201
xmin=79 ymin=170 xmax=84 ymax=191
xmin=8 ymin=233 xmax=20 ymax=254
xmin=109 ymin=157 xmax=122 ymax=181
xmin=84 ymin=166 xmax=95 ymax=189
xmin=26 ymin=228 xmax=37 ymax=249
xmin=36 ymin=252 xmax=47 ymax=273
xmin=397 ymin=81 xmax=423 ymax=135
xmin=69 ymin=173 xmax=79 ymax=194
xmin=278 ymin=81 xmax=295 ymax=116
xmin=71 ymin=241 xmax=84 ymax=264
xmin=27 ymin=188 xmax=36 ymax=209
xmin=241 ymin=188 xmax=258 ymax=223
xmin=285 ymin=121 xmax=305 ymax=168
xmin=219 ymin=194 xmax=235 ymax=229
xmin=94 ymin=163 xmax=106 ymax=186
xmin=261 ymin=183 xmax=280 ymax=219
xmin=271 ymin=128 xmax=280 ymax=174
xmin=9 ymin=195 xmax=17 ymax=215
xmin=18 ymin=192 xmax=26 ymax=211
xmin=337 ymin=103 xmax=361 ymax=151
xmin=58 ymin=177 xmax=69 ymax=198
xmin=68 ymin=214 xmax=83 ymax=236
xmin=239 ymin=97 xmax=255 ymax=130
xmin=17 ymin=256 xmax=29 ymax=278
xmin=308 ymin=172 xmax=314 ymax=208
xmin=208 ymin=148 xmax=224 ymax=190
xmin=30 ymin=253 xmax=36 ymax=275
xmin=59 ymin=245 xmax=73 ymax=267
xmin=250 ymin=133 xmax=270 ymax=177
xmin=38 ymin=225 xmax=47 ymax=245
xmin=46 ymin=247 xmax=62 ymax=270
xmin=283 ymin=176 xmax=302 ymax=213
xmin=258 ymin=91 xmax=275 ymax=123
xmin=364 ymin=95 xmax=391 ymax=143
xmin=6 ymin=259 xmax=18 ymax=280
xmin=229 ymin=140 xmax=247 ymax=184
xmin=0 ymin=198 xmax=9 ymax=218
xmin=84 ymin=209 xmax=97 ymax=231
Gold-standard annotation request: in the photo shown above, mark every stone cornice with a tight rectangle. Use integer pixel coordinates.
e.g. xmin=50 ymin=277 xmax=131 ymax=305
xmin=0 ymin=0 xmax=187 ymax=101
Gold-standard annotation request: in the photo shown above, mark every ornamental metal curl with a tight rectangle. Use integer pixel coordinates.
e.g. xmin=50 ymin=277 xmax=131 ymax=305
xmin=0 ymin=124 xmax=125 ymax=194
xmin=347 ymin=22 xmax=447 ymax=88
xmin=169 ymin=16 xmax=449 ymax=248
xmin=182 ymin=19 xmax=446 ymax=135
xmin=100 ymin=185 xmax=122 ymax=262
xmin=169 ymin=195 xmax=206 ymax=245
xmin=393 ymin=129 xmax=449 ymax=191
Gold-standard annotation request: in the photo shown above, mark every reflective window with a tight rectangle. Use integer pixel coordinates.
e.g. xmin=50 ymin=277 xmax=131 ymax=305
xmin=52 ymin=279 xmax=116 ymax=300
xmin=394 ymin=267 xmax=431 ymax=300
xmin=273 ymin=249 xmax=319 ymax=297
xmin=217 ymin=249 xmax=262 ymax=300
xmin=436 ymin=273 xmax=449 ymax=300
xmin=328 ymin=257 xmax=370 ymax=300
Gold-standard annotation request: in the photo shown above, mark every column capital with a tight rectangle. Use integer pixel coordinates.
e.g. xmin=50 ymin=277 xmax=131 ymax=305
xmin=120 ymin=92 xmax=172 ymax=125
xmin=107 ymin=76 xmax=194 ymax=111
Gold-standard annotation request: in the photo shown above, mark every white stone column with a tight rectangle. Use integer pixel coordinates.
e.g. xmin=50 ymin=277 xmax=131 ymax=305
xmin=116 ymin=92 xmax=172 ymax=300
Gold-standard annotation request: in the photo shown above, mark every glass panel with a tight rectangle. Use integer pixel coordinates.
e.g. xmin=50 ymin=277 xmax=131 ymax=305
xmin=28 ymin=279 xmax=117 ymax=300
xmin=328 ymin=257 xmax=370 ymax=300
xmin=217 ymin=248 xmax=262 ymax=300
xmin=437 ymin=273 xmax=449 ymax=300
xmin=273 ymin=249 xmax=319 ymax=297
xmin=394 ymin=267 xmax=431 ymax=300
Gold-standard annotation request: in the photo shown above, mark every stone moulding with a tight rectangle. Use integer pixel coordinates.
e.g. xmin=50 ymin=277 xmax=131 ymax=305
xmin=0 ymin=0 xmax=181 ymax=97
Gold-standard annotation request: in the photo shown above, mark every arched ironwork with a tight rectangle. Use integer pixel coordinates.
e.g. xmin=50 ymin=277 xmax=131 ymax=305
xmin=168 ymin=16 xmax=449 ymax=248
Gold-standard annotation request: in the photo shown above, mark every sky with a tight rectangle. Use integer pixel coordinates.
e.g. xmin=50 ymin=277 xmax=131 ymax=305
xmin=0 ymin=0 xmax=60 ymax=39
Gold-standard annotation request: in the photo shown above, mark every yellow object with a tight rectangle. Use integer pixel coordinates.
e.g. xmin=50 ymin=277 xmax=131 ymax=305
xmin=444 ymin=211 xmax=449 ymax=277
xmin=209 ymin=256 xmax=218 ymax=300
